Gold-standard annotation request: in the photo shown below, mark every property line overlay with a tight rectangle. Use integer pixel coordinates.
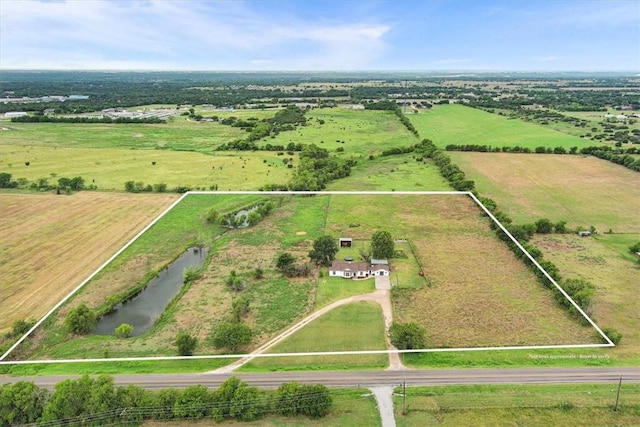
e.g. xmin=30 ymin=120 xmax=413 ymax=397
xmin=0 ymin=191 xmax=613 ymax=365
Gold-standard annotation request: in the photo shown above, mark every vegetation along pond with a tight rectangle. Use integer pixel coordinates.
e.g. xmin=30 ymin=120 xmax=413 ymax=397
xmin=93 ymin=247 xmax=208 ymax=336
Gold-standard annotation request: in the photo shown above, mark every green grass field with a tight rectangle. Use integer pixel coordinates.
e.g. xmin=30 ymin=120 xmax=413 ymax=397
xmin=314 ymin=273 xmax=376 ymax=309
xmin=408 ymin=104 xmax=598 ymax=149
xmin=241 ymin=302 xmax=388 ymax=371
xmin=326 ymin=154 xmax=450 ymax=191
xmin=0 ymin=117 xmax=245 ymax=151
xmin=256 ymin=108 xmax=418 ymax=156
xmin=0 ymin=145 xmax=292 ymax=191
xmin=394 ymin=383 xmax=640 ymax=426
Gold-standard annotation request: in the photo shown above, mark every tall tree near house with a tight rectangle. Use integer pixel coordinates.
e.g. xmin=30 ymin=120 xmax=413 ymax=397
xmin=371 ymin=230 xmax=394 ymax=259
xmin=308 ymin=235 xmax=338 ymax=266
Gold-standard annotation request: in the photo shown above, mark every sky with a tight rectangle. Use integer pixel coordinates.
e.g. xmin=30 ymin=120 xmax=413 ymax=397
xmin=0 ymin=0 xmax=639 ymax=71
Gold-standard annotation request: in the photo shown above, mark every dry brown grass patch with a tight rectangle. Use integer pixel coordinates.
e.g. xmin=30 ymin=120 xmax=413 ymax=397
xmin=0 ymin=192 xmax=177 ymax=332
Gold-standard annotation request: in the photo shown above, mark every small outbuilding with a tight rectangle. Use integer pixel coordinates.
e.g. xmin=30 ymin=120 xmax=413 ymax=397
xmin=339 ymin=237 xmax=353 ymax=247
xmin=578 ymin=231 xmax=592 ymax=237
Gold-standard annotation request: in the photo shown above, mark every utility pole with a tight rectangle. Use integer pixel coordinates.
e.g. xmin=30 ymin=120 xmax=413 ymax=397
xmin=614 ymin=375 xmax=622 ymax=411
xmin=402 ymin=380 xmax=407 ymax=415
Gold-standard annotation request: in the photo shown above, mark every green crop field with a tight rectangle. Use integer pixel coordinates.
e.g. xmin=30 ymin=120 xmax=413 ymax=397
xmin=450 ymin=152 xmax=640 ymax=232
xmin=408 ymin=104 xmax=598 ymax=149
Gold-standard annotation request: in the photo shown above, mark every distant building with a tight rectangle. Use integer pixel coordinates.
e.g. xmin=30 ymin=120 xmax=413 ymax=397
xmin=4 ymin=112 xmax=27 ymax=118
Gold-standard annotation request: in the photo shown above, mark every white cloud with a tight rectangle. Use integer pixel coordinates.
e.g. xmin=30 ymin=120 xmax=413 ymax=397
xmin=0 ymin=0 xmax=391 ymax=70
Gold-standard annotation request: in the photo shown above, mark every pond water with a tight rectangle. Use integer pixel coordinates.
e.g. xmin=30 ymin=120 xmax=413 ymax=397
xmin=93 ymin=247 xmax=208 ymax=337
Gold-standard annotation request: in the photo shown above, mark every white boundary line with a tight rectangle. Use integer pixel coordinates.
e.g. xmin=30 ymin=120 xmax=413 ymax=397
xmin=0 ymin=191 xmax=612 ymax=365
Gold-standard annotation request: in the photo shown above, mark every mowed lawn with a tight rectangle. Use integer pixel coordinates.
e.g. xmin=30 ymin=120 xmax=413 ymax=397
xmin=326 ymin=194 xmax=597 ymax=347
xmin=408 ymin=104 xmax=597 ymax=149
xmin=0 ymin=191 xmax=178 ymax=333
xmin=242 ymin=302 xmax=388 ymax=371
xmin=256 ymin=108 xmax=419 ymax=156
xmin=0 ymin=145 xmax=293 ymax=191
xmin=450 ymin=152 xmax=640 ymax=232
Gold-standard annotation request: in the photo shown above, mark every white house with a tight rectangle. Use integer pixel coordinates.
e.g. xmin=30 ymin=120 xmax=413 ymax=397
xmin=329 ymin=260 xmax=390 ymax=279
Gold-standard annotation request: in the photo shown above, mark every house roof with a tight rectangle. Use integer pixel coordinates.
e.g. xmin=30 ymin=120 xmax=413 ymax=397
xmin=370 ymin=258 xmax=389 ymax=265
xmin=330 ymin=260 xmax=369 ymax=272
xmin=371 ymin=265 xmax=390 ymax=272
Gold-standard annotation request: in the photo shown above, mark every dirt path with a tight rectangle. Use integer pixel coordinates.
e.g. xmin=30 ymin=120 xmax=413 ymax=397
xmin=212 ymin=288 xmax=406 ymax=373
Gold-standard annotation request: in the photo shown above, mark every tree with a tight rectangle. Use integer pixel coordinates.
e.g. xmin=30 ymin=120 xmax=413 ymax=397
xmin=534 ymin=218 xmax=554 ymax=234
xmin=64 ymin=303 xmax=97 ymax=334
xmin=299 ymin=384 xmax=332 ymax=418
xmin=389 ymin=322 xmax=426 ymax=350
xmin=175 ymin=331 xmax=198 ymax=356
xmin=275 ymin=252 xmax=296 ymax=271
xmin=205 ymin=208 xmax=219 ymax=224
xmin=371 ymin=230 xmax=394 ymax=259
xmin=629 ymin=241 xmax=640 ymax=254
xmin=115 ymin=323 xmax=133 ymax=338
xmin=554 ymin=220 xmax=568 ymax=234
xmin=0 ymin=172 xmax=14 ymax=188
xmin=11 ymin=319 xmax=32 ymax=337
xmin=212 ymin=377 xmax=262 ymax=422
xmin=308 ymin=235 xmax=338 ymax=266
xmin=275 ymin=382 xmax=332 ymax=419
xmin=0 ymin=381 xmax=49 ymax=426
xmin=558 ymin=278 xmax=595 ymax=313
xmin=173 ymin=385 xmax=212 ymax=419
xmin=211 ymin=322 xmax=252 ymax=352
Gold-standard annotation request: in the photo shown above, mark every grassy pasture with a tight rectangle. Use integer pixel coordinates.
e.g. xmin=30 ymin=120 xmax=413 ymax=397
xmin=0 ymin=191 xmax=177 ymax=333
xmin=0 ymin=118 xmax=245 ymax=152
xmin=394 ymin=384 xmax=640 ymax=426
xmin=408 ymin=104 xmax=596 ymax=149
xmin=326 ymin=153 xmax=450 ymax=191
xmin=531 ymin=233 xmax=640 ymax=363
xmin=256 ymin=108 xmax=418 ymax=156
xmin=0 ymin=145 xmax=293 ymax=191
xmin=450 ymin=152 xmax=640 ymax=232
xmin=379 ymin=195 xmax=597 ymax=348
xmin=241 ymin=302 xmax=388 ymax=371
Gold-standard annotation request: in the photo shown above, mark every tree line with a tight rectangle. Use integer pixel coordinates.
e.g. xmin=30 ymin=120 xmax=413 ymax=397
xmin=0 ymin=375 xmax=332 ymax=426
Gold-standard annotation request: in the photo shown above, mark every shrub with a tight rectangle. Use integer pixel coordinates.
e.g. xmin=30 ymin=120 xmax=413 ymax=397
xmin=602 ymin=327 xmax=623 ymax=345
xmin=389 ymin=322 xmax=426 ymax=350
xmin=115 ymin=323 xmax=133 ymax=338
xmin=64 ymin=303 xmax=97 ymax=335
xmin=175 ymin=331 xmax=197 ymax=356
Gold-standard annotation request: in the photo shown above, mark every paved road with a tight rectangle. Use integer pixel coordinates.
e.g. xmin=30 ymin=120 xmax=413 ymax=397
xmin=3 ymin=367 xmax=639 ymax=390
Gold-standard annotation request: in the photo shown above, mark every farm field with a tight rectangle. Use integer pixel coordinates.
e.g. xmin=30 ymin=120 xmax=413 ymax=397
xmin=0 ymin=191 xmax=178 ymax=333
xmin=8 ymin=193 xmax=600 ymax=366
xmin=394 ymin=383 xmax=640 ymax=426
xmin=408 ymin=104 xmax=598 ymax=149
xmin=0 ymin=145 xmax=293 ymax=191
xmin=256 ymin=108 xmax=419 ymax=156
xmin=449 ymin=152 xmax=640 ymax=233
xmin=0 ymin=117 xmax=246 ymax=152
xmin=531 ymin=233 xmax=640 ymax=363
xmin=326 ymin=154 xmax=450 ymax=191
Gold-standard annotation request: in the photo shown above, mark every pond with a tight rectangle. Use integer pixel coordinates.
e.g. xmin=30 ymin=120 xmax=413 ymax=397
xmin=93 ymin=247 xmax=208 ymax=337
